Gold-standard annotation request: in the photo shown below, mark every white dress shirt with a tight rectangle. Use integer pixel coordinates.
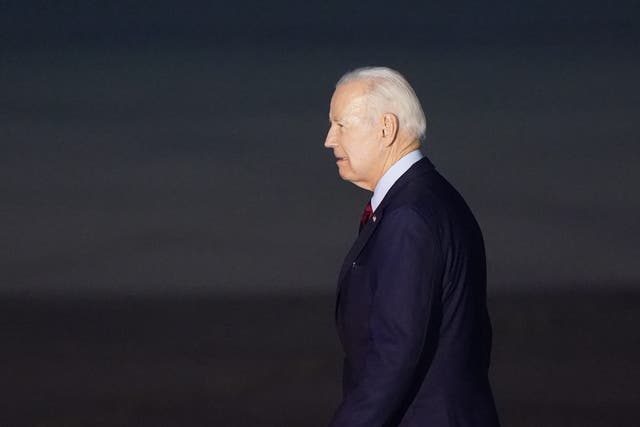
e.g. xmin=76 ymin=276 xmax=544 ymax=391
xmin=371 ymin=150 xmax=424 ymax=212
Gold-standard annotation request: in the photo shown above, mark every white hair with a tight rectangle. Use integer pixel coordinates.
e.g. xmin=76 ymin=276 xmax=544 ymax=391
xmin=337 ymin=67 xmax=427 ymax=141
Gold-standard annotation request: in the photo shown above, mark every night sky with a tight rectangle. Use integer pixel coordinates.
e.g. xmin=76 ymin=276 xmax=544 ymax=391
xmin=2 ymin=0 xmax=639 ymax=295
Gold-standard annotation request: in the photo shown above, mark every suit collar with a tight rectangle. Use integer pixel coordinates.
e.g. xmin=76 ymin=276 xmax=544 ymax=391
xmin=375 ymin=156 xmax=435 ymax=213
xmin=371 ymin=150 xmax=424 ymax=211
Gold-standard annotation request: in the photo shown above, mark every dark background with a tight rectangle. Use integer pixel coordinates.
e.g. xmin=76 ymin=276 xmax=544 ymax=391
xmin=1 ymin=1 xmax=639 ymax=425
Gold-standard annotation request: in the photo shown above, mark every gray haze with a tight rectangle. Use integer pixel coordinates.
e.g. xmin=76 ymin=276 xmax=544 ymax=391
xmin=1 ymin=2 xmax=639 ymax=295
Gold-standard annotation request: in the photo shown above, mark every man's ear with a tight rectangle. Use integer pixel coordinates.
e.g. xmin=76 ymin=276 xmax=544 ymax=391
xmin=381 ymin=113 xmax=399 ymax=146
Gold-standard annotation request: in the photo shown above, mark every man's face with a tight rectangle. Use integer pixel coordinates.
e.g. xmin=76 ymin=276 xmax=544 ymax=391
xmin=324 ymin=81 xmax=383 ymax=191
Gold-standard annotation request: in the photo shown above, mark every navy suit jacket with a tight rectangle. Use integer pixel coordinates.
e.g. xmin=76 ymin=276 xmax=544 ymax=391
xmin=330 ymin=157 xmax=500 ymax=427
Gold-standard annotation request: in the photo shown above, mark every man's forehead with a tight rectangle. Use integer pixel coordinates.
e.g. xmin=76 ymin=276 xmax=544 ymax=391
xmin=332 ymin=95 xmax=367 ymax=117
xmin=330 ymin=81 xmax=370 ymax=119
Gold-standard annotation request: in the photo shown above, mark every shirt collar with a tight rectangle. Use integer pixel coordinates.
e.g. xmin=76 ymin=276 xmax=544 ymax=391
xmin=371 ymin=150 xmax=424 ymax=211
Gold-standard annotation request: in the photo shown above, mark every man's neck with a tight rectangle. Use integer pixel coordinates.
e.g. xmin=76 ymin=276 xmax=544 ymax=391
xmin=372 ymin=139 xmax=421 ymax=190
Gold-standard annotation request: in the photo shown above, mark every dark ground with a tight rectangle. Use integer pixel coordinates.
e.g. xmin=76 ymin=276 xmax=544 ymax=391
xmin=2 ymin=290 xmax=639 ymax=426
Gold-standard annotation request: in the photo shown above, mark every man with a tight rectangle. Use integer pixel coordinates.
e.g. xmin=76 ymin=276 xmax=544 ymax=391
xmin=324 ymin=67 xmax=500 ymax=426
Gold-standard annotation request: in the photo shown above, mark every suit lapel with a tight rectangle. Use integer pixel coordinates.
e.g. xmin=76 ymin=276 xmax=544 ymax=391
xmin=333 ymin=157 xmax=436 ymax=321
xmin=338 ymin=212 xmax=382 ymax=283
xmin=334 ymin=211 xmax=382 ymax=321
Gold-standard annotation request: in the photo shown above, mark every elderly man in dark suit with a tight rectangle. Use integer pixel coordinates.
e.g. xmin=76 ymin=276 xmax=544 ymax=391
xmin=324 ymin=67 xmax=500 ymax=427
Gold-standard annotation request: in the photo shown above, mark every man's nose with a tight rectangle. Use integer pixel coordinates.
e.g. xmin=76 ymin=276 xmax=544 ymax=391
xmin=324 ymin=128 xmax=336 ymax=148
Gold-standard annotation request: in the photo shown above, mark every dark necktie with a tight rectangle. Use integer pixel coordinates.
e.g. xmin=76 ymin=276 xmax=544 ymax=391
xmin=359 ymin=202 xmax=373 ymax=232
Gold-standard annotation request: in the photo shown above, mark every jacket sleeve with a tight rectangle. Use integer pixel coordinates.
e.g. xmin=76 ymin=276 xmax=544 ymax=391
xmin=330 ymin=207 xmax=442 ymax=426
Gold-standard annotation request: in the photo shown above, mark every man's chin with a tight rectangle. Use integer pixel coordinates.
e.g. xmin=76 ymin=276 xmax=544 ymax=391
xmin=338 ymin=173 xmax=363 ymax=189
xmin=337 ymin=168 xmax=352 ymax=181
